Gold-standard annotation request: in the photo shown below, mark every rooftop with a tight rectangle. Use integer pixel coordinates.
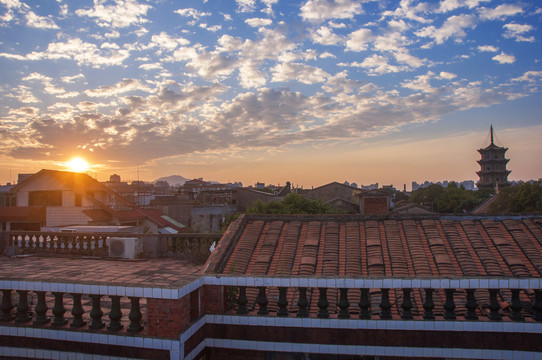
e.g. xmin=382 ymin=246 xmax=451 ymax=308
xmin=0 ymin=256 xmax=202 ymax=289
xmin=205 ymin=214 xmax=542 ymax=278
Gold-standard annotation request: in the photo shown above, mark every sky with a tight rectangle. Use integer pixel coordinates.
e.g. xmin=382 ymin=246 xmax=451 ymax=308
xmin=0 ymin=0 xmax=541 ymax=190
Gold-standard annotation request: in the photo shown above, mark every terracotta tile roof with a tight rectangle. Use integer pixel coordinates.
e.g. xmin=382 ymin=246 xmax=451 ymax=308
xmin=205 ymin=214 xmax=542 ymax=279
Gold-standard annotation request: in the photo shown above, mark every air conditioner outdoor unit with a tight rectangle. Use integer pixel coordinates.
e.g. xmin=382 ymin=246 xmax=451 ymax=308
xmin=109 ymin=237 xmax=140 ymax=259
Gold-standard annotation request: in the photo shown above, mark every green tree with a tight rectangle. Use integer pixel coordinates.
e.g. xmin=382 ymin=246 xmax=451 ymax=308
xmin=410 ymin=183 xmax=491 ymax=213
xmin=489 ymin=181 xmax=542 ymax=214
xmin=247 ymin=193 xmax=344 ymax=215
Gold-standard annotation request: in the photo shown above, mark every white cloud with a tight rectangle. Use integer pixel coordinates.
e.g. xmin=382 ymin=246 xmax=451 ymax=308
xmin=101 ymin=42 xmax=119 ymax=49
xmin=10 ymin=85 xmax=40 ymax=103
xmin=245 ymin=18 xmax=273 ymax=27
xmin=147 ymin=32 xmax=190 ymax=53
xmin=238 ymin=60 xmax=267 ymax=88
xmin=477 ymin=45 xmax=498 ymax=52
xmin=271 ymin=62 xmax=329 ymax=84
xmin=25 ymin=11 xmax=59 ymax=29
xmin=437 ymin=0 xmax=490 ymax=13
xmin=345 ymin=28 xmax=373 ymax=51
xmin=261 ymin=0 xmax=278 ymax=13
xmin=23 ymin=38 xmax=131 ymax=67
xmin=415 ymin=14 xmax=475 ymax=44
xmin=351 ymin=54 xmax=408 ymax=75
xmin=492 ymin=52 xmax=515 ymax=64
xmin=139 ymin=63 xmax=162 ymax=71
xmin=381 ymin=0 xmax=431 ymax=23
xmin=85 ymin=79 xmax=150 ymax=97
xmin=311 ymin=26 xmax=343 ymax=46
xmin=300 ymin=0 xmax=363 ymax=23
xmin=200 ymin=23 xmax=224 ymax=32
xmin=22 ymin=72 xmax=79 ymax=98
xmin=479 ymin=4 xmax=523 ymax=20
xmin=61 ymin=74 xmax=86 ymax=84
xmin=512 ymin=71 xmax=542 ymax=83
xmin=328 ymin=21 xmax=346 ymax=28
xmin=175 ymin=8 xmax=211 ymax=19
xmin=437 ymin=71 xmax=457 ymax=80
xmin=185 ymin=51 xmax=237 ymax=79
xmin=402 ymin=72 xmax=435 ymax=93
xmin=236 ymin=0 xmax=256 ymax=13
xmin=503 ymin=23 xmax=535 ymax=42
xmin=75 ymin=0 xmax=151 ymax=28
xmin=320 ymin=51 xmax=336 ymax=59
xmin=105 ymin=30 xmax=120 ymax=39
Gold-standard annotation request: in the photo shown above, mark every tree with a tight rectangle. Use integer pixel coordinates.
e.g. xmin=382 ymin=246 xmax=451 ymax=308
xmin=410 ymin=183 xmax=491 ymax=213
xmin=246 ymin=193 xmax=344 ymax=215
xmin=489 ymin=181 xmax=542 ymax=214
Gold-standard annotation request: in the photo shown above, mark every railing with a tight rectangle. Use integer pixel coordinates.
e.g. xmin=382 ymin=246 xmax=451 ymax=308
xmin=0 ymin=289 xmax=146 ymax=334
xmin=213 ymin=278 xmax=542 ymax=322
xmin=7 ymin=231 xmax=222 ymax=258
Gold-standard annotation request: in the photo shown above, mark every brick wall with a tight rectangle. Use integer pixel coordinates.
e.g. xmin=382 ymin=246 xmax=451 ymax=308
xmin=201 ymin=285 xmax=225 ymax=314
xmin=147 ymin=295 xmax=192 ymax=338
xmin=362 ymin=197 xmax=388 ymax=215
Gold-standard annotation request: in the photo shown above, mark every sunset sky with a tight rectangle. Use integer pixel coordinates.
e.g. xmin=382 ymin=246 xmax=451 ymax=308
xmin=0 ymin=0 xmax=541 ymax=190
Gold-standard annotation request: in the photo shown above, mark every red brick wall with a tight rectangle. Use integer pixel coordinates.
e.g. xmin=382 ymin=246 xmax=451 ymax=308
xmin=147 ymin=295 xmax=192 ymax=338
xmin=201 ymin=285 xmax=225 ymax=314
xmin=363 ymin=197 xmax=388 ymax=215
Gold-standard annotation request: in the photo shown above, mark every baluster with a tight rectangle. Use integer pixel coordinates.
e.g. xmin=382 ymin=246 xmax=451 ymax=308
xmin=89 ymin=295 xmax=105 ymax=329
xmin=31 ymin=235 xmax=37 ymax=249
xmin=0 ymin=290 xmax=14 ymax=321
xmin=107 ymin=295 xmax=123 ymax=331
xmin=465 ymin=289 xmax=478 ymax=320
xmin=256 ymin=287 xmax=268 ymax=315
xmin=338 ymin=288 xmax=350 ymax=319
xmin=71 ymin=293 xmax=86 ymax=327
xmin=444 ymin=289 xmax=456 ymax=320
xmin=15 ymin=290 xmax=31 ymax=323
xmin=277 ymin=287 xmax=288 ymax=317
xmin=488 ymin=289 xmax=502 ymax=321
xmin=423 ymin=288 xmax=434 ymax=320
xmin=34 ymin=291 xmax=50 ymax=325
xmin=296 ymin=287 xmax=309 ymax=318
xmin=510 ymin=289 xmax=524 ymax=322
xmin=127 ymin=297 xmax=143 ymax=333
xmin=317 ymin=288 xmax=329 ymax=319
xmin=359 ymin=288 xmax=371 ymax=319
xmin=534 ymin=290 xmax=542 ymax=322
xmin=237 ymin=286 xmax=248 ymax=315
xmin=51 ymin=292 xmax=68 ymax=326
xmin=401 ymin=288 xmax=413 ymax=320
xmin=379 ymin=288 xmax=391 ymax=320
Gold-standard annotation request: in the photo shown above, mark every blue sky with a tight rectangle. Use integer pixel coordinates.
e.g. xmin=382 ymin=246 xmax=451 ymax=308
xmin=0 ymin=0 xmax=541 ymax=188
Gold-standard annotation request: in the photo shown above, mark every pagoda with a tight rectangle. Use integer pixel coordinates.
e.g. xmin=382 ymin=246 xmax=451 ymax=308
xmin=476 ymin=125 xmax=511 ymax=190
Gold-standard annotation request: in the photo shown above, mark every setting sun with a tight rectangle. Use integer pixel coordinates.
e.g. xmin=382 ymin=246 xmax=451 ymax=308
xmin=66 ymin=157 xmax=90 ymax=173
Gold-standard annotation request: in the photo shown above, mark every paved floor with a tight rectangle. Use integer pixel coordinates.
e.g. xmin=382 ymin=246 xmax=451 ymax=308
xmin=0 ymin=255 xmax=204 ymax=288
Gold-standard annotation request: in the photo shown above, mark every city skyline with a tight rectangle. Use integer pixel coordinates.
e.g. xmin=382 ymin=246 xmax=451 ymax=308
xmin=0 ymin=0 xmax=541 ymax=189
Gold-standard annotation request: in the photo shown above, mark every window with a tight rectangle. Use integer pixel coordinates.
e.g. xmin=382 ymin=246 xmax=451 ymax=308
xmin=29 ymin=190 xmax=62 ymax=206
xmin=75 ymin=193 xmax=82 ymax=207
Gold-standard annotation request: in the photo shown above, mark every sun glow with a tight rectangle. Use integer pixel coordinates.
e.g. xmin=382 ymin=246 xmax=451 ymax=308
xmin=66 ymin=157 xmax=90 ymax=173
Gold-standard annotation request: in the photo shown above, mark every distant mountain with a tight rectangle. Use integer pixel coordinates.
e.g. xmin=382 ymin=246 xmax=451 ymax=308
xmin=153 ymin=175 xmax=190 ymax=186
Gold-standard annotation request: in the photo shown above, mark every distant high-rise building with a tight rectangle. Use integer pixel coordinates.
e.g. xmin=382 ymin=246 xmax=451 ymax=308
xmin=476 ymin=125 xmax=511 ymax=190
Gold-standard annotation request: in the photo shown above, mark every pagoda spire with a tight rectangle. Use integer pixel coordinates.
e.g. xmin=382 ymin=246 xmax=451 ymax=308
xmin=490 ymin=125 xmax=494 ymax=145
